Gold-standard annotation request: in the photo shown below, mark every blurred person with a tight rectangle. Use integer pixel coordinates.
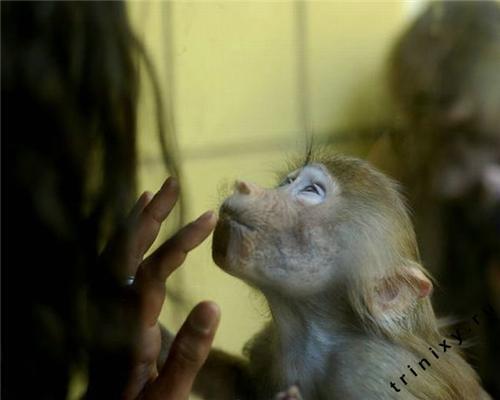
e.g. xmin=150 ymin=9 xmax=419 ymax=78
xmin=369 ymin=1 xmax=500 ymax=395
xmin=2 ymin=2 xmax=220 ymax=399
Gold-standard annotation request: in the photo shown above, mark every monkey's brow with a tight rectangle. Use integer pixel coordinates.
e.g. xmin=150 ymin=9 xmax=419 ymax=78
xmin=304 ymin=164 xmax=329 ymax=176
xmin=285 ymin=164 xmax=328 ymax=182
xmin=288 ymin=165 xmax=315 ymax=176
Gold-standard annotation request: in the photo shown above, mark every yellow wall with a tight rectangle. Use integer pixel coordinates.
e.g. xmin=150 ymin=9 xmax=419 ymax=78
xmin=128 ymin=1 xmax=424 ymax=396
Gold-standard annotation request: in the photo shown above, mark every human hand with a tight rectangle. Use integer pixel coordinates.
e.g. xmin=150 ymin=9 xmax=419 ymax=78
xmin=118 ymin=177 xmax=220 ymax=399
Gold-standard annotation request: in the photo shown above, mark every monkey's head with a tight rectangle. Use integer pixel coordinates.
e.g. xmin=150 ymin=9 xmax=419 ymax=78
xmin=213 ymin=155 xmax=432 ymax=325
xmin=389 ymin=1 xmax=500 ymax=206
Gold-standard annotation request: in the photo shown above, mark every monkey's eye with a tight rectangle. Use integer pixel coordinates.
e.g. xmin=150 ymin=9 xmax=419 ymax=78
xmin=280 ymin=176 xmax=295 ymax=186
xmin=301 ymin=183 xmax=325 ymax=196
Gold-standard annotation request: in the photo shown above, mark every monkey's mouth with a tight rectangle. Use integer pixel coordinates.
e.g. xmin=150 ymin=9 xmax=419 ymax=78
xmin=218 ymin=207 xmax=255 ymax=232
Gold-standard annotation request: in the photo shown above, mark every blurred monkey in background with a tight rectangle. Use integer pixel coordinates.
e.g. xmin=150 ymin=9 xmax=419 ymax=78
xmin=369 ymin=1 xmax=500 ymax=395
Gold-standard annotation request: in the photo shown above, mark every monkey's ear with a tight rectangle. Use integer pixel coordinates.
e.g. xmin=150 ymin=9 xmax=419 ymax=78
xmin=373 ymin=266 xmax=433 ymax=315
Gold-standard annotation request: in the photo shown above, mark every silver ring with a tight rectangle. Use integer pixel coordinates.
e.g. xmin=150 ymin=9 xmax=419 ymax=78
xmin=125 ymin=275 xmax=136 ymax=286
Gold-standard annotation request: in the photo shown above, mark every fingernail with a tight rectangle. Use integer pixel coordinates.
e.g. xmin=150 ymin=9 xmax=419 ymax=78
xmin=189 ymin=302 xmax=220 ymax=335
xmin=161 ymin=176 xmax=177 ymax=191
xmin=143 ymin=191 xmax=153 ymax=202
xmin=195 ymin=210 xmax=215 ymax=223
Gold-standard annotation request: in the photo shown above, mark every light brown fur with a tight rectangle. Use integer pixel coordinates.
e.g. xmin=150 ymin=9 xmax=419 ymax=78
xmin=188 ymin=153 xmax=491 ymax=399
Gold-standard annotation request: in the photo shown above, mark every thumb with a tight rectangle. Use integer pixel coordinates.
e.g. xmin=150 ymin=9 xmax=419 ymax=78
xmin=144 ymin=301 xmax=220 ymax=400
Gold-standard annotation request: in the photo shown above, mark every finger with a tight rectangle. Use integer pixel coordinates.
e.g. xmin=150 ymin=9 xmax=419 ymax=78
xmin=122 ymin=191 xmax=153 ymax=275
xmin=144 ymin=301 xmax=220 ymax=400
xmin=135 ymin=211 xmax=217 ymax=325
xmin=128 ymin=190 xmax=154 ymax=221
xmin=127 ymin=177 xmax=179 ymax=274
xmin=141 ymin=210 xmax=217 ymax=281
xmin=98 ymin=190 xmax=153 ymax=277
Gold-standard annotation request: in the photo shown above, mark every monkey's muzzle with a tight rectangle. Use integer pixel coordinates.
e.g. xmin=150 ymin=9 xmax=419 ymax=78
xmin=212 ymin=207 xmax=255 ymax=270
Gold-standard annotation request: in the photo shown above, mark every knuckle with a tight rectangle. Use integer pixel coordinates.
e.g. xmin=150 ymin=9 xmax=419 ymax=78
xmin=143 ymin=206 xmax=163 ymax=225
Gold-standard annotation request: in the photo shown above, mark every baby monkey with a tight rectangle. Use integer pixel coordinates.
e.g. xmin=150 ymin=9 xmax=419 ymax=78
xmin=192 ymin=154 xmax=491 ymax=399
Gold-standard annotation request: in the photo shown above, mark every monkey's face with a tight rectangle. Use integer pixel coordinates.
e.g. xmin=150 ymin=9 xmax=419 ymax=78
xmin=212 ymin=164 xmax=345 ymax=296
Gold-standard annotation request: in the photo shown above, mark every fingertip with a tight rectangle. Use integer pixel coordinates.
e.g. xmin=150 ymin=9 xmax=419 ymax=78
xmin=196 ymin=210 xmax=215 ymax=222
xmin=194 ymin=211 xmax=218 ymax=231
xmin=201 ymin=300 xmax=221 ymax=323
xmin=162 ymin=176 xmax=179 ymax=192
xmin=130 ymin=190 xmax=154 ymax=217
xmin=188 ymin=301 xmax=221 ymax=336
xmin=143 ymin=190 xmax=154 ymax=203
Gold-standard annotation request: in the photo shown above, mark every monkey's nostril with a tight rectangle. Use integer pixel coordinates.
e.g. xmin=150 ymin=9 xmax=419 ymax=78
xmin=235 ymin=180 xmax=251 ymax=195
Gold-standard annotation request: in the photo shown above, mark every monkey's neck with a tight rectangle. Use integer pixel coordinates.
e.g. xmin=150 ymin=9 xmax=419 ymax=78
xmin=263 ymin=291 xmax=357 ymax=392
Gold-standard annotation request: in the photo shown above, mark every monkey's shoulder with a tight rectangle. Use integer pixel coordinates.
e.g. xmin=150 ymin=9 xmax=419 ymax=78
xmin=319 ymin=336 xmax=420 ymax=399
